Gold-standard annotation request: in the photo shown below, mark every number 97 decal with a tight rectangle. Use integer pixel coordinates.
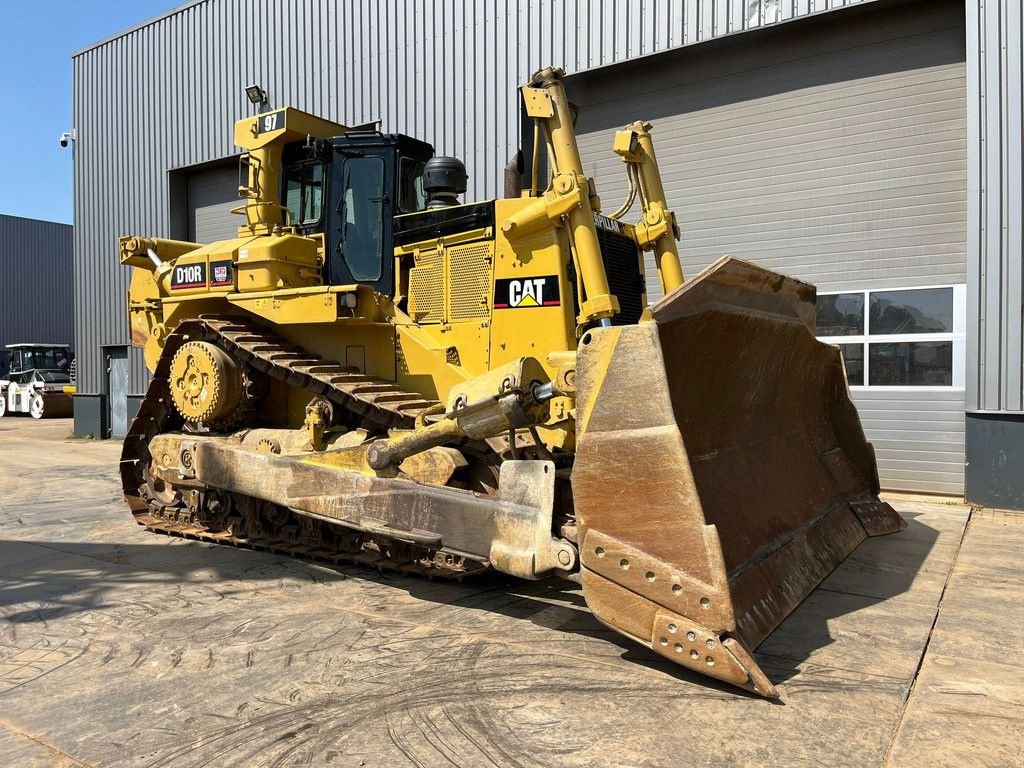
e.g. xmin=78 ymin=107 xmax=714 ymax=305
xmin=257 ymin=110 xmax=284 ymax=135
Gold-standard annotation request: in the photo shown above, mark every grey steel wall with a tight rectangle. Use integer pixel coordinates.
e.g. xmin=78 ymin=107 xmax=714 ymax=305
xmin=572 ymin=0 xmax=967 ymax=302
xmin=854 ymin=389 xmax=965 ymax=495
xmin=0 ymin=214 xmax=74 ymax=351
xmin=964 ymin=0 xmax=1024 ymax=507
xmin=571 ymin=0 xmax=968 ymax=495
xmin=966 ymin=0 xmax=1023 ymax=414
xmin=186 ymin=165 xmax=240 ymax=242
xmin=71 ymin=0 xmax=873 ymax=395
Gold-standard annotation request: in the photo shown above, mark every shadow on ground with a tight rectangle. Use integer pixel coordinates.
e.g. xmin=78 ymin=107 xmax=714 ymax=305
xmin=0 ymin=536 xmax=346 ymax=623
xmin=756 ymin=509 xmax=940 ymax=684
xmin=0 ymin=506 xmax=938 ymax=696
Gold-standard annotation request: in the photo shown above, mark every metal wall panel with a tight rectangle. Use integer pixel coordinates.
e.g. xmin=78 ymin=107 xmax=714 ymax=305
xmin=853 ymin=389 xmax=966 ymax=495
xmin=71 ymin=0 xmax=875 ymax=394
xmin=966 ymin=0 xmax=1024 ymax=413
xmin=572 ymin=0 xmax=967 ymax=302
xmin=187 ymin=165 xmax=240 ymax=243
xmin=571 ymin=0 xmax=968 ymax=493
xmin=0 ymin=214 xmax=74 ymax=351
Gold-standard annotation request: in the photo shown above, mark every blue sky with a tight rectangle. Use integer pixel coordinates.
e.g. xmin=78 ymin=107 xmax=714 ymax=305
xmin=0 ymin=0 xmax=179 ymax=224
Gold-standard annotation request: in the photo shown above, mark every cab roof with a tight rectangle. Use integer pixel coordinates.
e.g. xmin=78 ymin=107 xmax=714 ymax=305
xmin=5 ymin=343 xmax=72 ymax=349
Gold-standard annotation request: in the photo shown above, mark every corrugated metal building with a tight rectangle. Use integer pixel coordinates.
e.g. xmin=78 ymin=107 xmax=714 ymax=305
xmin=0 ymin=214 xmax=75 ymax=373
xmin=70 ymin=0 xmax=1023 ymax=506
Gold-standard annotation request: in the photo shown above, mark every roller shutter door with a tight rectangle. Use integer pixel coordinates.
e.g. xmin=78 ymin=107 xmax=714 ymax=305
xmin=571 ymin=0 xmax=967 ymax=495
xmin=187 ymin=164 xmax=240 ymax=243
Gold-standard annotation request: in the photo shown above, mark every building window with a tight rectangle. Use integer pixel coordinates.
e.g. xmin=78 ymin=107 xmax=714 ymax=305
xmin=817 ymin=293 xmax=864 ymax=336
xmin=816 ymin=285 xmax=965 ymax=389
xmin=834 ymin=342 xmax=865 ymax=386
xmin=869 ymin=288 xmax=954 ymax=334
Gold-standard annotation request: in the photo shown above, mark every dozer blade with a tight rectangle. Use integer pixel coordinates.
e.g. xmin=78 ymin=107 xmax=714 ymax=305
xmin=572 ymin=256 xmax=905 ymax=698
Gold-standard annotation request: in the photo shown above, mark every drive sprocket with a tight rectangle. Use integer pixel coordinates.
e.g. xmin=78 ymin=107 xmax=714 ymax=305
xmin=169 ymin=340 xmax=242 ymax=423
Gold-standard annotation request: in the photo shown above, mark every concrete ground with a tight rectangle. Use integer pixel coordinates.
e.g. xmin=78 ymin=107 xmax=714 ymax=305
xmin=0 ymin=417 xmax=1020 ymax=768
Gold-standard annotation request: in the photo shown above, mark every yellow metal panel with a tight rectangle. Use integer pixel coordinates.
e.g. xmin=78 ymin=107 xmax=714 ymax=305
xmin=394 ymin=224 xmax=494 ymax=256
xmin=235 ymin=233 xmax=321 ymax=292
xmin=233 ymin=107 xmax=349 ymax=151
xmin=408 ymin=249 xmax=444 ymax=323
xmin=229 ymin=291 xmax=339 ymax=324
xmin=227 ymin=284 xmax=373 ymax=325
xmin=490 ymin=199 xmax=577 ymax=377
xmin=155 ymin=238 xmax=253 ymax=296
xmin=521 ymin=86 xmax=554 ymax=118
xmin=395 ymin=321 xmax=485 ymax=400
xmin=447 ymin=242 xmax=493 ymax=320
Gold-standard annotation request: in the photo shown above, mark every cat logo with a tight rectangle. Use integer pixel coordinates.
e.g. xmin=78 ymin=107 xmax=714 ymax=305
xmin=494 ymin=276 xmax=560 ymax=309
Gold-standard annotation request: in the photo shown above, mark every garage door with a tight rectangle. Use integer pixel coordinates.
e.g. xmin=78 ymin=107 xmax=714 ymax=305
xmin=571 ymin=0 xmax=967 ymax=495
xmin=187 ymin=164 xmax=240 ymax=243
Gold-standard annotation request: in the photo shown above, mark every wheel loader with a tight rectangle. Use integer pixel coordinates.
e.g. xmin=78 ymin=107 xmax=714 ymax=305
xmin=118 ymin=67 xmax=904 ymax=698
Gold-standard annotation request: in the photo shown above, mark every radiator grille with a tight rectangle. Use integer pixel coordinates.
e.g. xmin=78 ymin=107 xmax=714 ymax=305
xmin=408 ymin=250 xmax=443 ymax=323
xmin=447 ymin=243 xmax=492 ymax=320
xmin=597 ymin=228 xmax=646 ymax=325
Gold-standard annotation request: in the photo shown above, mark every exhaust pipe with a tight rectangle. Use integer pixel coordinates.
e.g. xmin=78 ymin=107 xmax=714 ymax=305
xmin=504 ymin=150 xmax=524 ymax=198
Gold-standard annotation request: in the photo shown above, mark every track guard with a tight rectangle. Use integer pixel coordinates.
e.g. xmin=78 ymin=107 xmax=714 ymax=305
xmin=572 ymin=257 xmax=904 ymax=697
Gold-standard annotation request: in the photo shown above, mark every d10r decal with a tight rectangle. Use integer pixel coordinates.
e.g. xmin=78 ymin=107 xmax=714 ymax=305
xmin=494 ymin=276 xmax=560 ymax=309
xmin=171 ymin=263 xmax=207 ymax=289
xmin=210 ymin=260 xmax=234 ymax=287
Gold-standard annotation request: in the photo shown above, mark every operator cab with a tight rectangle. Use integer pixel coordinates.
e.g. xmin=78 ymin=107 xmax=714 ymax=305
xmin=3 ymin=344 xmax=73 ymax=386
xmin=279 ymin=133 xmax=434 ymax=295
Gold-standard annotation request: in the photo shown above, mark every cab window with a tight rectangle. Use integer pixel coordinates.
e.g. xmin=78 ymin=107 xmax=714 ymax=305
xmin=284 ymin=161 xmax=324 ymax=225
xmin=398 ymin=157 xmax=427 ymax=213
xmin=340 ymin=156 xmax=385 ymax=281
xmin=17 ymin=348 xmax=64 ymax=371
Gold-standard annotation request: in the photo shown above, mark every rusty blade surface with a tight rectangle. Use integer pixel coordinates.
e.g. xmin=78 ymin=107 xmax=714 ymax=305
xmin=572 ymin=256 xmax=904 ymax=697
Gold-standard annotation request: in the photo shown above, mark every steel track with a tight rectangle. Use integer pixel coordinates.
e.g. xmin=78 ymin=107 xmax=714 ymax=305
xmin=119 ymin=315 xmax=490 ymax=579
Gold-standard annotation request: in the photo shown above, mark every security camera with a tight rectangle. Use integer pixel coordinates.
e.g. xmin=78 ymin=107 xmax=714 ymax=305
xmin=59 ymin=130 xmax=76 ymax=148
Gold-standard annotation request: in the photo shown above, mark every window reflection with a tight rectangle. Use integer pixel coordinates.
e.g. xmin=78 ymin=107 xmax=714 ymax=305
xmin=868 ymin=342 xmax=953 ymax=386
xmin=340 ymin=156 xmax=385 ymax=281
xmin=284 ymin=162 xmax=324 ymax=225
xmin=816 ymin=293 xmax=864 ymax=336
xmin=399 ymin=157 xmax=427 ymax=213
xmin=869 ymin=288 xmax=953 ymax=335
xmin=835 ymin=343 xmax=864 ymax=386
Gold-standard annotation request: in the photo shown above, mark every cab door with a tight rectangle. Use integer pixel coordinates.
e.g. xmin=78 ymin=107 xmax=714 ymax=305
xmin=328 ymin=149 xmax=394 ymax=296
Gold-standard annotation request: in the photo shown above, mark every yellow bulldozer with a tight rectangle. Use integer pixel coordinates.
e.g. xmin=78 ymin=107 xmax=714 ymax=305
xmin=118 ymin=67 xmax=904 ymax=697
